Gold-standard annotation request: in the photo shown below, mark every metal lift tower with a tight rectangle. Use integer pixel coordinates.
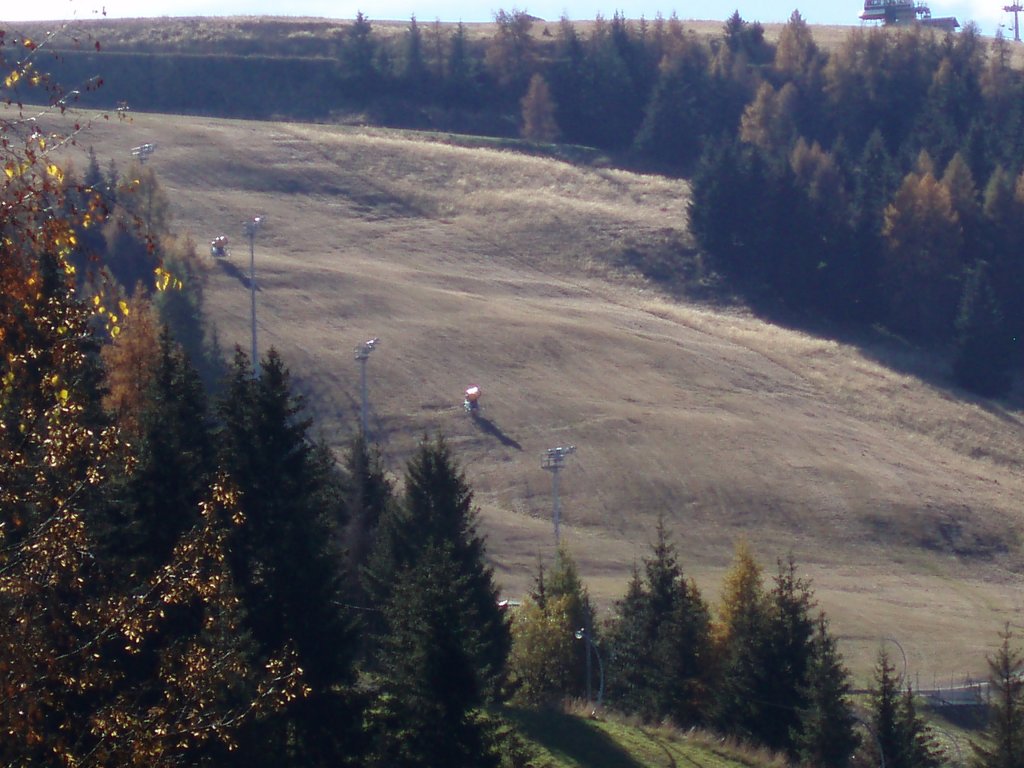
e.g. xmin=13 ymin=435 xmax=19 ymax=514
xmin=1006 ymin=2 xmax=1023 ymax=40
xmin=542 ymin=445 xmax=576 ymax=547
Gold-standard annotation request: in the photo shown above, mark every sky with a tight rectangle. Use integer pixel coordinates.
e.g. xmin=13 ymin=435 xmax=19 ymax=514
xmin=0 ymin=0 xmax=1016 ymax=38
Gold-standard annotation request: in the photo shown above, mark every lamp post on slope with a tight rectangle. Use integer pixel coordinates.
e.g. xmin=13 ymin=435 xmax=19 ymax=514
xmin=542 ymin=445 xmax=576 ymax=547
xmin=354 ymin=338 xmax=379 ymax=437
xmin=244 ymin=216 xmax=264 ymax=375
xmin=574 ymin=627 xmax=604 ymax=713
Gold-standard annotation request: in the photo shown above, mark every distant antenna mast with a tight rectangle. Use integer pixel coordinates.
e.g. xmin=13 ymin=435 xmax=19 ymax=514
xmin=1006 ymin=2 xmax=1022 ymax=40
xmin=542 ymin=445 xmax=576 ymax=547
xmin=354 ymin=338 xmax=379 ymax=437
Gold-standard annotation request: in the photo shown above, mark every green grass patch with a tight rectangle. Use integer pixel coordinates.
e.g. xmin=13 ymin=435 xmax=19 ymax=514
xmin=505 ymin=706 xmax=777 ymax=768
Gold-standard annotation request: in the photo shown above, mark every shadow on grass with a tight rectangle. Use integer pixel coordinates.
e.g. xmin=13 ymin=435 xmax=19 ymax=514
xmin=472 ymin=414 xmax=523 ymax=450
xmin=506 ymin=707 xmax=645 ymax=768
xmin=215 ymin=257 xmax=262 ymax=291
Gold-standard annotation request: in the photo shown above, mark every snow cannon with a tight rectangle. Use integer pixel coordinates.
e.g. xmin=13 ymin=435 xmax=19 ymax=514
xmin=210 ymin=235 xmax=228 ymax=257
xmin=464 ymin=385 xmax=481 ymax=414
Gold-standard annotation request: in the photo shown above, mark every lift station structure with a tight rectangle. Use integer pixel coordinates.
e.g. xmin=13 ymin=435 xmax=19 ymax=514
xmin=860 ymin=0 xmax=959 ymax=29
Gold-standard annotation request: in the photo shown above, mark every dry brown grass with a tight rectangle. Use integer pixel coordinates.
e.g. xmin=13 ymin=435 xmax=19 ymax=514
xmin=39 ymin=107 xmax=1024 ymax=684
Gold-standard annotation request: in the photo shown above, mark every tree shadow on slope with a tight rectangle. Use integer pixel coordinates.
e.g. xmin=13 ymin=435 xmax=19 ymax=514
xmin=644 ymin=255 xmax=1024 ymax=440
xmin=506 ymin=707 xmax=646 ymax=768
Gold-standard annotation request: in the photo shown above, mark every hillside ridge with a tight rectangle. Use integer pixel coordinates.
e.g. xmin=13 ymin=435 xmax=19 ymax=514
xmin=48 ymin=107 xmax=1024 ymax=682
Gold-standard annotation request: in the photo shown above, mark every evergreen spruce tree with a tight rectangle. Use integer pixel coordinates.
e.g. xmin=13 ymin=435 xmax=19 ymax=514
xmin=953 ymin=260 xmax=1013 ymax=397
xmin=606 ymin=564 xmax=650 ymax=714
xmin=759 ymin=556 xmax=817 ymax=753
xmin=898 ymin=685 xmax=943 ymax=768
xmin=606 ymin=518 xmax=711 ymax=725
xmin=872 ymin=649 xmax=904 ymax=768
xmin=400 ymin=15 xmax=428 ymax=93
xmin=973 ymin=626 xmax=1024 ymax=768
xmin=365 ymin=542 xmax=502 ymax=768
xmin=341 ymin=432 xmax=394 ymax=606
xmin=869 ymin=648 xmax=939 ymax=768
xmin=362 ymin=435 xmax=510 ymax=700
xmin=217 ymin=348 xmax=358 ymax=768
xmin=114 ymin=326 xmax=213 ymax=578
xmin=793 ymin=614 xmax=860 ymax=768
xmin=632 ymin=42 xmax=712 ymax=173
xmin=644 ymin=517 xmax=712 ymax=725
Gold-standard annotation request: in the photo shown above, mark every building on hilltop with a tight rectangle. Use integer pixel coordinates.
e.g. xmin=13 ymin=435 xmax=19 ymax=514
xmin=860 ymin=0 xmax=960 ymax=30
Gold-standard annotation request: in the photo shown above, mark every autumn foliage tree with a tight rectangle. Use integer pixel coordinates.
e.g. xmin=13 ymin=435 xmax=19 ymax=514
xmin=1 ymin=36 xmax=302 ymax=767
xmin=520 ymin=73 xmax=559 ymax=142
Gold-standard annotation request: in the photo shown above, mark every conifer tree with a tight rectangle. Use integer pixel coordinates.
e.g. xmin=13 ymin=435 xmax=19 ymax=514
xmin=100 ymin=291 xmax=161 ymax=441
xmin=216 ymin=348 xmax=357 ymax=768
xmin=869 ymin=648 xmax=940 ymax=768
xmin=633 ymin=41 xmax=712 ymax=172
xmin=341 ymin=432 xmax=394 ymax=602
xmin=881 ymin=168 xmax=964 ymax=339
xmin=341 ymin=11 xmax=378 ymax=96
xmin=898 ymin=685 xmax=943 ymax=768
xmin=365 ymin=541 xmax=502 ymax=768
xmin=606 ymin=518 xmax=711 ymax=725
xmin=760 ymin=557 xmax=817 ymax=753
xmin=400 ymin=15 xmax=428 ymax=92
xmin=521 ymin=73 xmax=560 ymax=142
xmin=103 ymin=325 xmax=214 ymax=586
xmin=973 ymin=626 xmax=1024 ymax=768
xmin=606 ymin=564 xmax=649 ymax=713
xmin=953 ymin=260 xmax=1013 ymax=397
xmin=713 ymin=539 xmax=772 ymax=742
xmin=363 ymin=434 xmax=510 ymax=700
xmin=794 ymin=614 xmax=860 ymax=768
xmin=872 ymin=649 xmax=904 ymax=768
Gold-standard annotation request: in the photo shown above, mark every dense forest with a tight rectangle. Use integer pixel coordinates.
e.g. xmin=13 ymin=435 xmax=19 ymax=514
xmin=6 ymin=10 xmax=1024 ymax=768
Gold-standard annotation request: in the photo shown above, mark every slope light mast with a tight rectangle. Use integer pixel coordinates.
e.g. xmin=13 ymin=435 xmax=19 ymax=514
xmin=354 ymin=338 xmax=379 ymax=437
xmin=542 ymin=445 xmax=576 ymax=547
xmin=244 ymin=215 xmax=264 ymax=376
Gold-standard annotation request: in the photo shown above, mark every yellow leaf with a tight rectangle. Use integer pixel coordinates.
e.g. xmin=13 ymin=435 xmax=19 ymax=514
xmin=119 ymin=300 xmax=130 ymax=316
xmin=59 ymin=389 xmax=69 ymax=403
xmin=4 ymin=70 xmax=20 ymax=88
xmin=46 ymin=163 xmax=63 ymax=182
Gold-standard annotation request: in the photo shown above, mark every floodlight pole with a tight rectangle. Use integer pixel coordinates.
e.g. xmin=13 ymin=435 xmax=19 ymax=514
xmin=130 ymin=142 xmax=156 ymax=164
xmin=542 ymin=445 xmax=576 ymax=547
xmin=574 ymin=627 xmax=604 ymax=711
xmin=244 ymin=216 xmax=263 ymax=376
xmin=354 ymin=338 xmax=380 ymax=437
